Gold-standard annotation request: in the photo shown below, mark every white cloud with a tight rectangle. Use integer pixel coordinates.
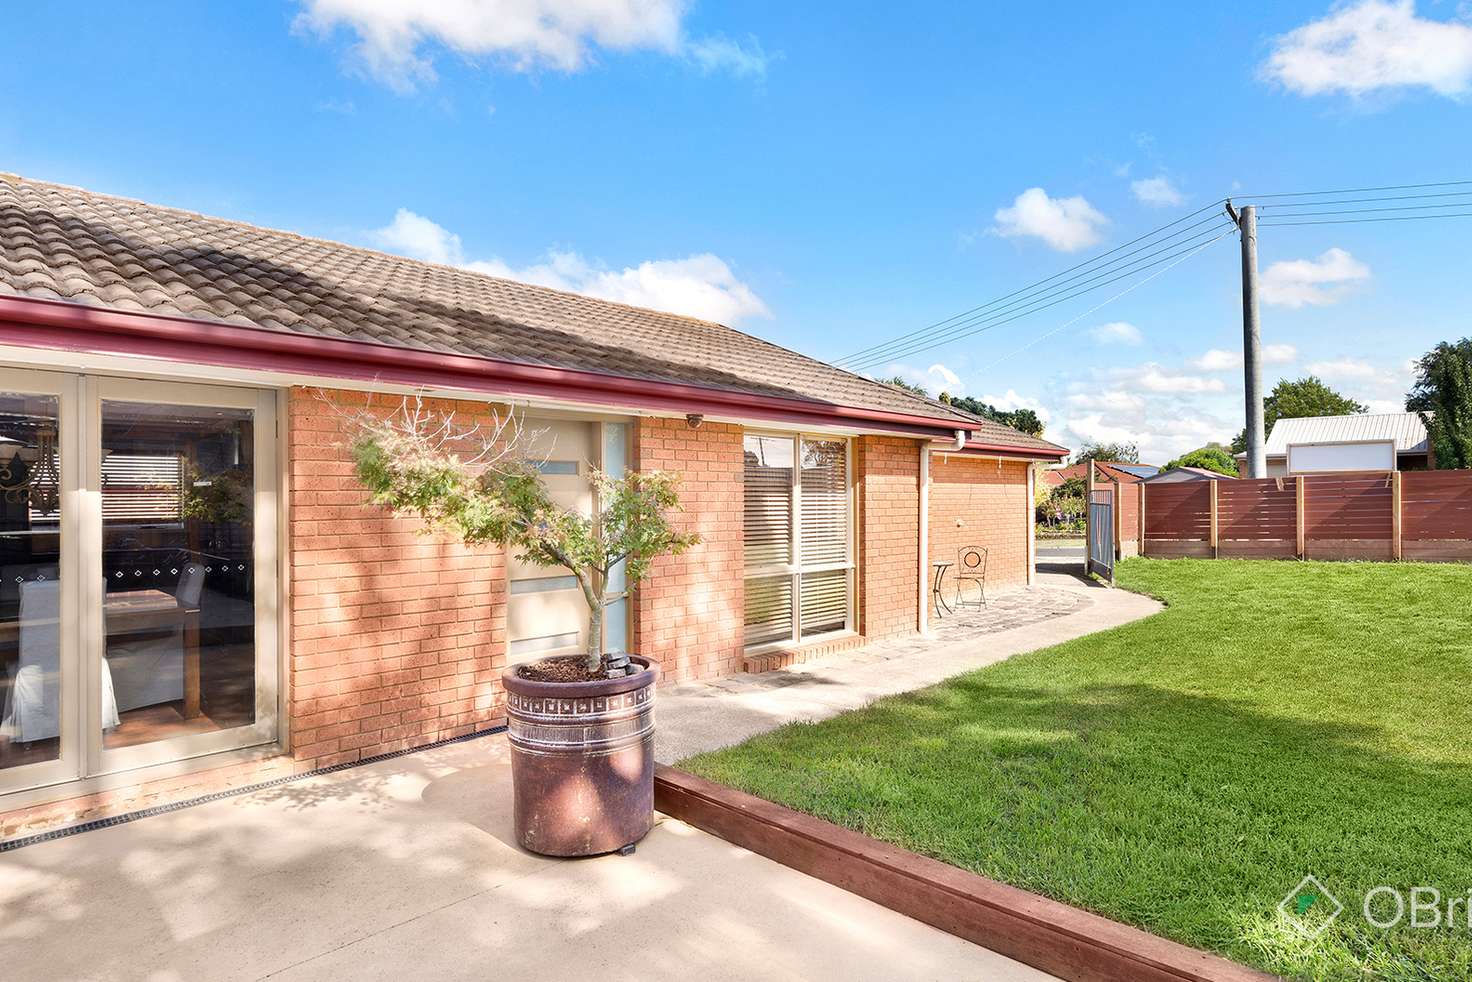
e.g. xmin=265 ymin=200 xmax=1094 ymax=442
xmin=1265 ymin=343 xmax=1299 ymax=364
xmin=372 ymin=207 xmax=466 ymax=264
xmin=1365 ymin=398 xmax=1405 ymax=413
xmin=1262 ymin=0 xmax=1472 ymax=99
xmin=1110 ymin=362 xmax=1226 ymax=394
xmin=1260 ymin=248 xmax=1371 ymax=308
xmin=980 ymin=389 xmax=1052 ymax=423
xmin=1307 ymin=356 xmax=1379 ymax=379
xmin=993 ymin=188 xmax=1108 ymax=252
xmin=295 ymin=0 xmax=766 ymax=90
xmin=1090 ymin=321 xmax=1143 ymax=345
xmin=1190 ymin=348 xmax=1241 ymax=371
xmin=1188 ymin=344 xmax=1296 ymax=371
xmin=884 ymin=362 xmax=965 ymax=396
xmin=1130 ymin=176 xmax=1184 ymax=207
xmin=1065 ymin=389 xmax=1144 ymax=413
xmin=370 ymin=209 xmax=770 ymax=324
xmin=684 ymin=34 xmax=770 ymax=77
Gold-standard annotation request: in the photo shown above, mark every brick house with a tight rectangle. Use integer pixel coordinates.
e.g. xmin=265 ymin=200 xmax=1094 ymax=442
xmin=0 ymin=175 xmax=1066 ymax=836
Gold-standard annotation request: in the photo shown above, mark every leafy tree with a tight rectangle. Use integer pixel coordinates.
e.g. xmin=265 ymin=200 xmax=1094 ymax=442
xmin=1163 ymin=445 xmax=1239 ymax=476
xmin=1075 ymin=441 xmax=1140 ymax=464
xmin=1407 ymin=338 xmax=1472 ymax=469
xmin=1230 ymin=376 xmax=1367 ymax=454
xmin=350 ymin=401 xmax=699 ymax=677
xmin=881 ymin=375 xmax=930 ymax=396
xmin=942 ymin=394 xmax=1046 ymax=437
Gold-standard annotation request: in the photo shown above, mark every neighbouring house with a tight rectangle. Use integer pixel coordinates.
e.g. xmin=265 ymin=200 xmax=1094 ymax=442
xmin=1234 ymin=412 xmax=1434 ymax=476
xmin=0 ymin=174 xmax=1066 ymax=834
xmin=1144 ymin=466 xmax=1236 ymax=484
xmin=1043 ymin=460 xmax=1159 ymax=488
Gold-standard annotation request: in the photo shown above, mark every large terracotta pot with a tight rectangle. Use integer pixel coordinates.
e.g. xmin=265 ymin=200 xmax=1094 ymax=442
xmin=501 ymin=656 xmax=657 ymax=857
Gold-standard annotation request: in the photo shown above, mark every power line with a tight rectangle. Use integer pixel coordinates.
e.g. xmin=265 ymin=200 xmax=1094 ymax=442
xmin=848 ymin=223 xmax=1237 ymax=372
xmin=977 ymin=229 xmax=1235 ymax=372
xmin=833 ymin=198 xmax=1226 ymax=367
xmin=1232 ymin=179 xmax=1472 ymax=200
xmin=1250 ymin=190 xmax=1472 ymax=209
xmin=1258 ymin=212 xmax=1472 ymax=227
xmin=1257 ymin=201 xmax=1472 ymax=218
xmin=843 ymin=220 xmax=1234 ymax=371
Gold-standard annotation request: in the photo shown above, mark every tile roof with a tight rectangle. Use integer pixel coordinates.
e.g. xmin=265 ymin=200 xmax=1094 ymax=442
xmin=0 ymin=174 xmax=1062 ymax=452
xmin=1259 ymin=412 xmax=1429 ymax=456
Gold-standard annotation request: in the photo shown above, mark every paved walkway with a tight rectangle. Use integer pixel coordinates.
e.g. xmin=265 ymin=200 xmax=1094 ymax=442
xmin=656 ymin=570 xmax=1161 ymax=762
xmin=1 ymin=736 xmax=1052 ymax=982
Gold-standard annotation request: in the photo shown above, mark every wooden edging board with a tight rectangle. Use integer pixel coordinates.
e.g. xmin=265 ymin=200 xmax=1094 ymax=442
xmin=654 ymin=766 xmax=1276 ymax=982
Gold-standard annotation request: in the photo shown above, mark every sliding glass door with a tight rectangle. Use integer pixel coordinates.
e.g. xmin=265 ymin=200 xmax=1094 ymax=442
xmin=0 ymin=370 xmax=278 ymax=797
xmin=92 ymin=380 xmax=278 ymax=773
xmin=0 ymin=371 xmax=79 ymax=793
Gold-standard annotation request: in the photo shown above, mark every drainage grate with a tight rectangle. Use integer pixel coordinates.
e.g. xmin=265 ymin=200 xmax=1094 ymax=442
xmin=0 ymin=724 xmax=508 ymax=853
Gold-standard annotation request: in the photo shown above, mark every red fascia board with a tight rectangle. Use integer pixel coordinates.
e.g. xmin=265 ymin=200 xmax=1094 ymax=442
xmin=0 ymin=295 xmax=972 ymax=438
xmin=947 ymin=441 xmax=1069 ymax=462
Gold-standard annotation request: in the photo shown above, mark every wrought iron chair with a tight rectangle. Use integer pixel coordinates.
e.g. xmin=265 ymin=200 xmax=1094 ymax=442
xmin=955 ymin=545 xmax=988 ymax=609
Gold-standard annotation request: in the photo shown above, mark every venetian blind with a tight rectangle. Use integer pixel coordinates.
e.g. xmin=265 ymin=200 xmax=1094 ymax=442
xmin=743 ymin=435 xmax=793 ymax=569
xmin=800 ymin=439 xmax=848 ymax=567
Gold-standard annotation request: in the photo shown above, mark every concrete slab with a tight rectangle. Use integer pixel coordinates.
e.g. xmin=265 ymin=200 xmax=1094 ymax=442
xmin=1 ymin=737 xmax=1054 ymax=982
xmin=656 ymin=570 xmax=1161 ymax=763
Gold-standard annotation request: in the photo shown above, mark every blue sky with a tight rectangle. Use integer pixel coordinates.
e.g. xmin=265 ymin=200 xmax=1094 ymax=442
xmin=3 ymin=1 xmax=1470 ymax=459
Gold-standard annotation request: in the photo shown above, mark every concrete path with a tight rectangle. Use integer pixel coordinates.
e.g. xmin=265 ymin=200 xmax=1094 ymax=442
xmin=2 ymin=735 xmax=1054 ymax=982
xmin=656 ymin=570 xmax=1161 ymax=763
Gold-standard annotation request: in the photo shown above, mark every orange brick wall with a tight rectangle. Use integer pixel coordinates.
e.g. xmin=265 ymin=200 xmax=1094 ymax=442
xmin=288 ymin=388 xmax=508 ymax=768
xmin=929 ymin=454 xmax=1031 ymax=590
xmin=633 ymin=417 xmax=745 ymax=684
xmin=854 ymin=435 xmax=921 ymax=640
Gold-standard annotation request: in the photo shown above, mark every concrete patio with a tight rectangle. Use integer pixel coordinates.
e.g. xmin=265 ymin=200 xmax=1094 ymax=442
xmin=2 ymin=569 xmax=1160 ymax=982
xmin=1 ymin=735 xmax=1053 ymax=982
xmin=657 ymin=570 xmax=1161 ymax=762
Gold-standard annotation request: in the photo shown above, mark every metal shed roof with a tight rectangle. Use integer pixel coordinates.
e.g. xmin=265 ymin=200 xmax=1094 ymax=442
xmin=1261 ymin=412 xmax=1429 ymax=456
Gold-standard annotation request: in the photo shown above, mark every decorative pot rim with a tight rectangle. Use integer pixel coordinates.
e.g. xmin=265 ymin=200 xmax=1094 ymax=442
xmin=501 ymin=654 xmax=656 ymax=699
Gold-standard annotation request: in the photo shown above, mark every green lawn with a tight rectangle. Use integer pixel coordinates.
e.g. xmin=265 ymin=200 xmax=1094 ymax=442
xmin=683 ymin=559 xmax=1472 ymax=981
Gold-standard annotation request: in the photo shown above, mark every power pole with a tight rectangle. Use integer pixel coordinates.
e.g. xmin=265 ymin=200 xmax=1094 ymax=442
xmin=1227 ymin=200 xmax=1266 ymax=478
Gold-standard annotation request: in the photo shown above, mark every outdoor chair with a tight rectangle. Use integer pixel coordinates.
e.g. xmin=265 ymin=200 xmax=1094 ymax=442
xmin=955 ymin=545 xmax=988 ymax=609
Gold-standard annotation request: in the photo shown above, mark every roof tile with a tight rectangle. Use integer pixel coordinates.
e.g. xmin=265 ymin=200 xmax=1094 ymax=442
xmin=0 ymin=173 xmax=1063 ymax=451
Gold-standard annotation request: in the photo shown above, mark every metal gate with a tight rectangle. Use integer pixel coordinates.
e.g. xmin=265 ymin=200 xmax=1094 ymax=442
xmin=1087 ymin=488 xmax=1115 ymax=582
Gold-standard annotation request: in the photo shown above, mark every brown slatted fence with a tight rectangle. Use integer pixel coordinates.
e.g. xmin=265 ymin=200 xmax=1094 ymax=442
xmin=1304 ymin=473 xmax=1393 ymax=561
xmin=1142 ymin=482 xmax=1212 ymax=557
xmin=1217 ymin=478 xmax=1298 ymax=558
xmin=1141 ymin=468 xmax=1472 ymax=563
xmin=1402 ymin=470 xmax=1472 ymax=562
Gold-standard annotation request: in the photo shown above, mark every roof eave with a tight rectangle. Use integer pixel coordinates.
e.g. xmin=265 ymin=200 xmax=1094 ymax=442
xmin=0 ymin=294 xmax=978 ymax=439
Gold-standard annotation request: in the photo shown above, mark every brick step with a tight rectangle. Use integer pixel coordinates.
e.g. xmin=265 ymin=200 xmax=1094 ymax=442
xmin=742 ymin=633 xmax=867 ymax=674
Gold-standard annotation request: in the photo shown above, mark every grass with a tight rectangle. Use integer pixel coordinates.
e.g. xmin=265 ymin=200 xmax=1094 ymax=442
xmin=683 ymin=559 xmax=1472 ymax=981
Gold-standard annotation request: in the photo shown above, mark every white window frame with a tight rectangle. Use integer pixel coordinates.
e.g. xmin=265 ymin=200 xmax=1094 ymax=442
xmin=742 ymin=431 xmax=855 ymax=653
xmin=0 ymin=368 xmax=280 ymax=800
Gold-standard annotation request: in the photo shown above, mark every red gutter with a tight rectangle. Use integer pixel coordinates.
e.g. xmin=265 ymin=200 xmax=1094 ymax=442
xmin=0 ymin=295 xmax=975 ymax=439
xmin=945 ymin=439 xmax=1070 ymax=462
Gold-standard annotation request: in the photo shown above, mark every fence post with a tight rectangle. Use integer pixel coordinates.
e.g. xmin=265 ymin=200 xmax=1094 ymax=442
xmin=1392 ymin=470 xmax=1402 ymax=561
xmin=1295 ymin=476 xmax=1306 ymax=559
xmin=1210 ymin=480 xmax=1219 ymax=558
xmin=1137 ymin=482 xmax=1146 ymax=556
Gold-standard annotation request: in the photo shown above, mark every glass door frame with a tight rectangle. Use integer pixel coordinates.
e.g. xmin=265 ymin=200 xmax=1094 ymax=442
xmin=0 ymin=369 xmax=84 ymax=795
xmin=86 ymin=377 xmax=280 ymax=777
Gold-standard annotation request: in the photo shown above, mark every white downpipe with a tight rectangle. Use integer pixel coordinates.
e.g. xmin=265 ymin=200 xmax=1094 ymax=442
xmin=918 ymin=431 xmax=963 ymax=634
xmin=1026 ymin=464 xmax=1037 ymax=586
xmin=918 ymin=442 xmax=931 ymax=635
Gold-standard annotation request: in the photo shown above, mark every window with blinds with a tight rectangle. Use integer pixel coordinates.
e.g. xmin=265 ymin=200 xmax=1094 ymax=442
xmin=743 ymin=433 xmax=851 ymax=648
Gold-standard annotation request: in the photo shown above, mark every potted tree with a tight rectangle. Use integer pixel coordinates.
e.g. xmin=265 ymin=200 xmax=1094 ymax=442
xmin=348 ymin=401 xmax=698 ymax=856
